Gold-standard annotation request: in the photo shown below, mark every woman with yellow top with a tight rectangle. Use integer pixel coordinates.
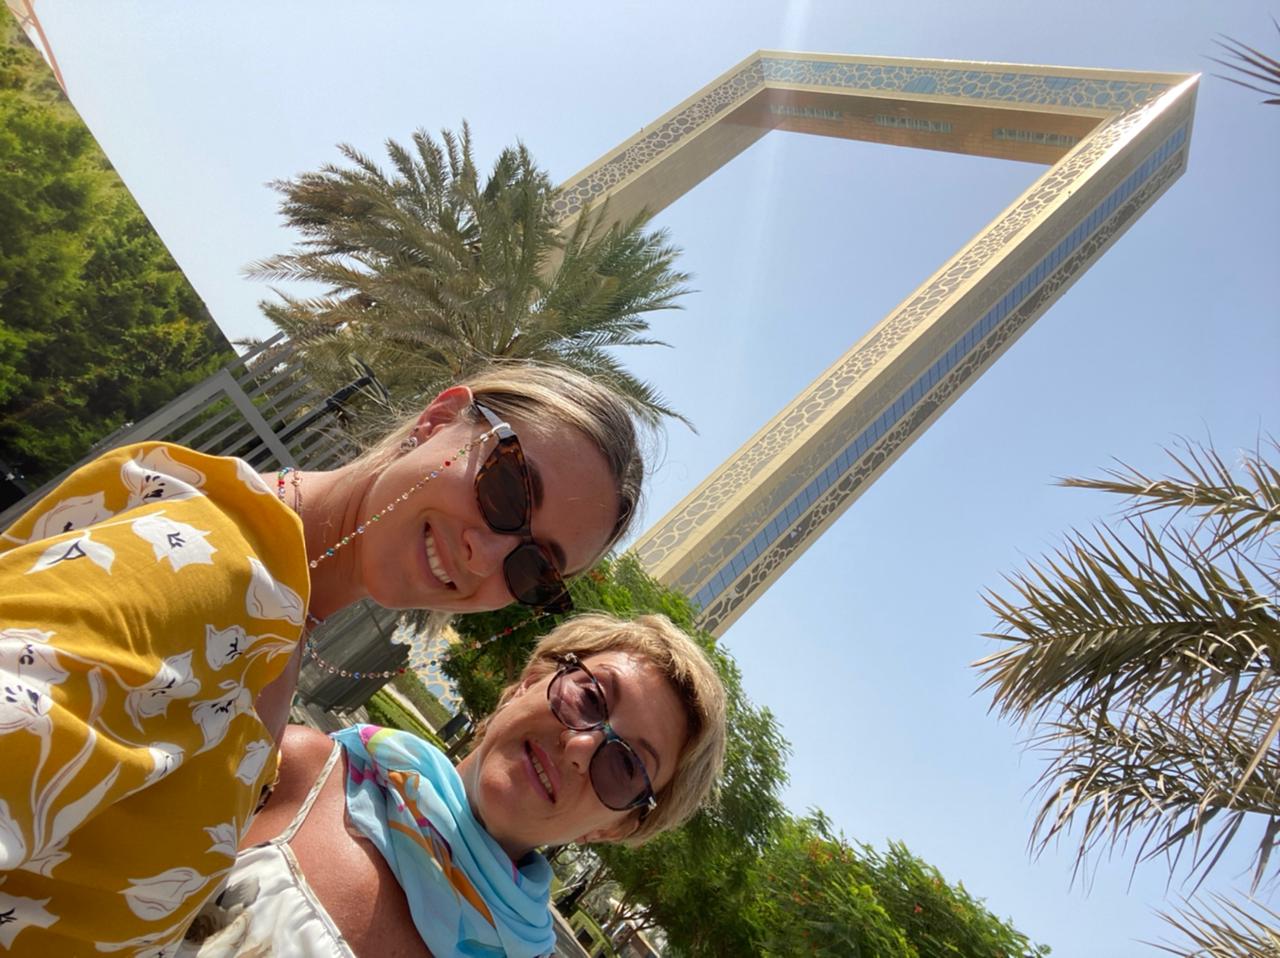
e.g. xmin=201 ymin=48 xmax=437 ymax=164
xmin=0 ymin=363 xmax=644 ymax=956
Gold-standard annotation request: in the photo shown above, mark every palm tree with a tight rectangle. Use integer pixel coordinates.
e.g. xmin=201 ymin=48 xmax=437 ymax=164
xmin=246 ymin=124 xmax=692 ymax=438
xmin=975 ymin=440 xmax=1279 ymax=944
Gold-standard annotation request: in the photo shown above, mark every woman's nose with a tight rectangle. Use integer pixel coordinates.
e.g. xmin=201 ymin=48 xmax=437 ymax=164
xmin=560 ymin=727 xmax=601 ymax=771
xmin=460 ymin=525 xmax=518 ymax=578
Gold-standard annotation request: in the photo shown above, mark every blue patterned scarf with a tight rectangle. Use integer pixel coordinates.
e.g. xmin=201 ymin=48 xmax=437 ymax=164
xmin=331 ymin=725 xmax=555 ymax=958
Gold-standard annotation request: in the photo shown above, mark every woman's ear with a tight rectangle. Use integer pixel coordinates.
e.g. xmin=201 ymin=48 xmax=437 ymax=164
xmin=416 ymin=385 xmax=474 ymax=437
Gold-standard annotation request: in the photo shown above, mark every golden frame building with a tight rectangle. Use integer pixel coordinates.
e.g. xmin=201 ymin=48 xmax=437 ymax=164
xmin=562 ymin=51 xmax=1198 ymax=636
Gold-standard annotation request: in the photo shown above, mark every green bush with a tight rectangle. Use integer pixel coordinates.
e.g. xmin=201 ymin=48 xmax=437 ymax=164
xmin=392 ymin=670 xmax=454 ymax=729
xmin=364 ymin=691 xmax=446 ymax=749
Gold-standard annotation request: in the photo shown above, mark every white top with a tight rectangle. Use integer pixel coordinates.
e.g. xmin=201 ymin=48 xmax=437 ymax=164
xmin=178 ymin=744 xmax=357 ymax=958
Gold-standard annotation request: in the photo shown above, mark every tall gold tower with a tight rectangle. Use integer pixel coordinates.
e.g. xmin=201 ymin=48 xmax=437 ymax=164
xmin=558 ymin=52 xmax=1198 ymax=635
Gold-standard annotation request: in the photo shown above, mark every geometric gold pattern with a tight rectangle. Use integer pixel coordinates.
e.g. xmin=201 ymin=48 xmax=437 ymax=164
xmin=556 ymin=52 xmax=1198 ymax=635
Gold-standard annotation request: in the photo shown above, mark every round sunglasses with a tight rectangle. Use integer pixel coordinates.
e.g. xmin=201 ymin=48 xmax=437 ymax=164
xmin=547 ymin=653 xmax=657 ymax=817
xmin=473 ymin=403 xmax=574 ymax=613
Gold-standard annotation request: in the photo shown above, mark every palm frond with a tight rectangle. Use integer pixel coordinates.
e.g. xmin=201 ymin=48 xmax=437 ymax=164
xmin=1154 ymin=894 xmax=1280 ymax=956
xmin=1061 ymin=439 xmax=1280 ymax=563
xmin=977 ymin=441 xmax=1280 ymax=890
xmin=1024 ymin=698 xmax=1280 ymax=890
xmin=976 ymin=520 xmax=1279 ymax=723
xmin=1210 ymin=21 xmax=1280 ymax=105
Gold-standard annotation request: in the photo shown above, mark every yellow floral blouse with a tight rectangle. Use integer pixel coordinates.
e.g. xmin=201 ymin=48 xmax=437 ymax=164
xmin=0 ymin=443 xmax=310 ymax=956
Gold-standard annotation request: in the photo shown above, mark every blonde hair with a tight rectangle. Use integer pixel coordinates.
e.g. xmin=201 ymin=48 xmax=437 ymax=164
xmin=486 ymin=613 xmax=727 ymax=847
xmin=355 ymin=362 xmax=645 ymax=557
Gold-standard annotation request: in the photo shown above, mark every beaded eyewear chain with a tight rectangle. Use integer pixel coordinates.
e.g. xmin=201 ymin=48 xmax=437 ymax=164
xmin=300 ymin=429 xmax=489 ymax=571
xmin=276 ymin=428 xmax=555 ymax=680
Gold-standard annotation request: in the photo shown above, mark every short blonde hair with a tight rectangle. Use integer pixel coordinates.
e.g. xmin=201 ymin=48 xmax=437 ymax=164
xmin=354 ymin=362 xmax=645 ymax=556
xmin=487 ymin=613 xmax=727 ymax=847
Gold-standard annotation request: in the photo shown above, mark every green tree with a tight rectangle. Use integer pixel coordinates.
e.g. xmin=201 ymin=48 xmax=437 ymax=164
xmin=247 ymin=124 xmax=691 ymax=437
xmin=0 ymin=19 xmax=232 ymax=485
xmin=851 ymin=835 xmax=1048 ymax=958
xmin=743 ymin=814 xmax=1046 ymax=958
xmin=976 ymin=441 xmax=1279 ymax=947
xmin=597 ymin=808 xmax=1047 ymax=957
xmin=742 ymin=814 xmax=913 ymax=958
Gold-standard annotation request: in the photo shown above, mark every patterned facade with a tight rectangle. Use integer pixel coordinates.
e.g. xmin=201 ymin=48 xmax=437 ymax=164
xmin=556 ymin=52 xmax=1198 ymax=636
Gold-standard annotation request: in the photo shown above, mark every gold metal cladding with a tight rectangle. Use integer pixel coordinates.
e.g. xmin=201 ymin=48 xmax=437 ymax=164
xmin=557 ymin=52 xmax=1198 ymax=636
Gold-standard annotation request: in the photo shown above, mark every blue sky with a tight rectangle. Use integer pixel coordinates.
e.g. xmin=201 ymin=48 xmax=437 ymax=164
xmin=30 ymin=1 xmax=1280 ymax=953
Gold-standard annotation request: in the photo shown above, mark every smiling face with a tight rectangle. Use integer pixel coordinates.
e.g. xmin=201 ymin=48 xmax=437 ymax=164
xmin=456 ymin=650 xmax=689 ymax=859
xmin=353 ymin=387 xmax=619 ymax=614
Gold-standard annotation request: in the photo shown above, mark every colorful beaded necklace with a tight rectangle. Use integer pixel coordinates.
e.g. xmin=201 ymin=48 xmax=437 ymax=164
xmin=300 ymin=610 xmax=553 ymax=681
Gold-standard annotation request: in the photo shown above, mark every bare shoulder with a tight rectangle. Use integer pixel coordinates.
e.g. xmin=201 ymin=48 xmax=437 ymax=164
xmin=241 ymin=725 xmax=336 ymax=847
xmin=287 ymin=737 xmax=435 ymax=957
xmin=281 ymin=724 xmax=336 ymax=768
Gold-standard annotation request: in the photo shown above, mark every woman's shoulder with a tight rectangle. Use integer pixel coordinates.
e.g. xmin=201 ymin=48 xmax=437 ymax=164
xmin=242 ymin=725 xmax=335 ymax=846
xmin=2 ymin=441 xmax=288 ymax=547
xmin=271 ymin=725 xmax=435 ymax=956
xmin=283 ymin=724 xmax=336 ymax=763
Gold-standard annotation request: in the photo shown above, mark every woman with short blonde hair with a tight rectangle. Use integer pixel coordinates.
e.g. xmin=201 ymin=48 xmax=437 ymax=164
xmin=178 ymin=612 xmax=727 ymax=957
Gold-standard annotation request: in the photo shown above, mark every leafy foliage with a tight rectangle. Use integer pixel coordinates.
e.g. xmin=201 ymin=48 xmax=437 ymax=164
xmin=364 ymin=689 xmax=445 ymax=748
xmin=391 ymin=669 xmax=453 ymax=729
xmin=247 ymin=124 xmax=692 ymax=440
xmin=0 ymin=20 xmax=233 ymax=484
xmin=977 ymin=441 xmax=1280 ymax=893
xmin=743 ymin=814 xmax=1047 ymax=958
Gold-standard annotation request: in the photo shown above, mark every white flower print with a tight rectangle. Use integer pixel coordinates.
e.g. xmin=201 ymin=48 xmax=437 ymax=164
xmin=144 ymin=742 xmax=185 ymax=785
xmin=25 ymin=530 xmax=115 ymax=575
xmin=0 ymin=799 xmax=26 ymax=870
xmin=234 ymin=457 xmax=272 ymax=495
xmin=0 ymin=628 xmax=69 ymax=737
xmin=204 ymin=623 xmax=293 ymax=674
xmin=23 ymin=718 xmax=111 ymax=876
xmin=205 ymin=624 xmax=255 ymax=671
xmin=21 ymin=837 xmax=69 ymax=878
xmin=204 ymin=821 xmax=238 ymax=859
xmin=244 ymin=556 xmax=304 ymax=626
xmin=124 ymin=652 xmax=202 ymax=731
xmin=121 ymin=867 xmax=210 ymax=921
xmin=0 ymin=629 xmax=66 ymax=687
xmin=130 ymin=515 xmax=216 ymax=572
xmin=120 ymin=448 xmax=206 ymax=509
xmin=235 ymin=740 xmax=273 ymax=787
xmin=0 ymin=889 xmax=57 ymax=949
xmin=191 ymin=681 xmax=255 ymax=752
xmin=26 ymin=491 xmax=114 ymax=542
xmin=0 ymin=682 xmax=51 ymax=737
xmin=94 ymin=928 xmax=183 ymax=954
